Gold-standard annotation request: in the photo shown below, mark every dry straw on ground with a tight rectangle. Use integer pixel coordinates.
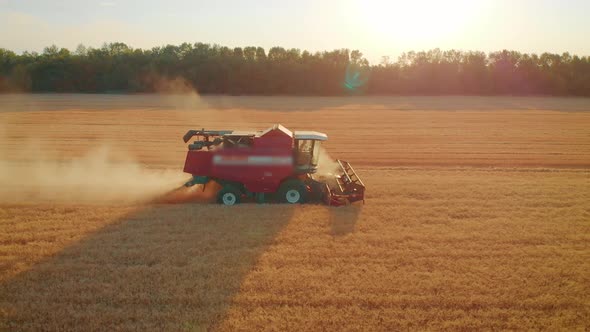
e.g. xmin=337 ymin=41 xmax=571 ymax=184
xmin=0 ymin=95 xmax=589 ymax=331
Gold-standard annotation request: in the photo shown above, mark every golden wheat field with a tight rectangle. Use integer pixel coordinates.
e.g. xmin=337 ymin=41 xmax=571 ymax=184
xmin=0 ymin=94 xmax=589 ymax=331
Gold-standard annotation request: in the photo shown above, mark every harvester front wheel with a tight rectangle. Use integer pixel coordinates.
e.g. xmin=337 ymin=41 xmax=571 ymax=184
xmin=217 ymin=186 xmax=242 ymax=206
xmin=278 ymin=180 xmax=308 ymax=204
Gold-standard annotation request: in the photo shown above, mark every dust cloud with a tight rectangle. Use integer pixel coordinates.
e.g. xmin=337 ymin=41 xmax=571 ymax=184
xmin=317 ymin=147 xmax=341 ymax=176
xmin=147 ymin=75 xmax=209 ymax=111
xmin=0 ymin=77 xmax=211 ymax=205
xmin=0 ymin=144 xmax=187 ymax=204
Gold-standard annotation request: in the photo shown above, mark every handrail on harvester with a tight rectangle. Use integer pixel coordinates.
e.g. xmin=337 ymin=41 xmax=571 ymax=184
xmin=183 ymin=129 xmax=233 ymax=143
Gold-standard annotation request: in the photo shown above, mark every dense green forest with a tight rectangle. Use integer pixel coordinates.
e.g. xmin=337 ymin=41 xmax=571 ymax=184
xmin=1 ymin=42 xmax=589 ymax=95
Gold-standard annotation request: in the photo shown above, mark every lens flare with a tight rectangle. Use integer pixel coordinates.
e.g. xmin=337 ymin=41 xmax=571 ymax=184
xmin=344 ymin=64 xmax=369 ymax=92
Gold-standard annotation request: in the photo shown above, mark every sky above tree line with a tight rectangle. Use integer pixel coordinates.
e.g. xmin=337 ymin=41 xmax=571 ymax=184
xmin=1 ymin=0 xmax=588 ymax=64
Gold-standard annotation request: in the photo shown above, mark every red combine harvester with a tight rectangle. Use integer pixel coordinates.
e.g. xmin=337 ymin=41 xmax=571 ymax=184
xmin=182 ymin=124 xmax=365 ymax=206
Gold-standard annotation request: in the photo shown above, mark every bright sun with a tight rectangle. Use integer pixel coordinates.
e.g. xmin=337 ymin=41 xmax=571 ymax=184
xmin=358 ymin=0 xmax=483 ymax=45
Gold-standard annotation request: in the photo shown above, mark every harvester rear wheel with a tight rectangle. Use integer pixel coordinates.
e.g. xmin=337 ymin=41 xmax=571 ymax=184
xmin=217 ymin=186 xmax=242 ymax=206
xmin=278 ymin=180 xmax=308 ymax=204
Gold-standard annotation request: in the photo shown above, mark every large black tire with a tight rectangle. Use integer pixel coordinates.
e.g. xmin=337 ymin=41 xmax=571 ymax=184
xmin=217 ymin=185 xmax=242 ymax=206
xmin=277 ymin=179 xmax=308 ymax=204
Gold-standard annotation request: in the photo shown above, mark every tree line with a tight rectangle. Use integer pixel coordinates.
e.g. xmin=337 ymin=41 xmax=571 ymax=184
xmin=0 ymin=42 xmax=589 ymax=96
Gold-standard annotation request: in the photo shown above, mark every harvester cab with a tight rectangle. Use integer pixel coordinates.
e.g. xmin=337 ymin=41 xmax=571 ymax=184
xmin=181 ymin=124 xmax=365 ymax=206
xmin=293 ymin=131 xmax=327 ymax=174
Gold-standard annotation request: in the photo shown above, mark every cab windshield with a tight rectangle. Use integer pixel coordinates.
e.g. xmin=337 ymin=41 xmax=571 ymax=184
xmin=296 ymin=139 xmax=321 ymax=168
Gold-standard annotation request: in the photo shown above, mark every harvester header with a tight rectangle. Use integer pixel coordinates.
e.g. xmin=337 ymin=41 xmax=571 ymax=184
xmin=181 ymin=124 xmax=364 ymax=206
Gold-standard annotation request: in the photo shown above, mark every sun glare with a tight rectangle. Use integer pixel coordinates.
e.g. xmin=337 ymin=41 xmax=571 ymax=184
xmin=358 ymin=0 xmax=484 ymax=46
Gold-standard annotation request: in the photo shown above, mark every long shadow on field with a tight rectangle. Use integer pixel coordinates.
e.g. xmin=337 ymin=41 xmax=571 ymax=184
xmin=329 ymin=205 xmax=363 ymax=236
xmin=0 ymin=204 xmax=293 ymax=331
